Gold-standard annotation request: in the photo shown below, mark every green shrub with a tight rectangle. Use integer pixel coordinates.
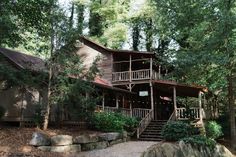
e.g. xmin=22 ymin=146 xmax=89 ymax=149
xmin=205 ymin=121 xmax=223 ymax=139
xmin=181 ymin=135 xmax=216 ymax=150
xmin=91 ymin=112 xmax=138 ymax=132
xmin=33 ymin=105 xmax=44 ymax=127
xmin=161 ymin=121 xmax=194 ymax=141
xmin=216 ymin=115 xmax=229 ymax=138
xmin=0 ymin=106 xmax=5 ymax=119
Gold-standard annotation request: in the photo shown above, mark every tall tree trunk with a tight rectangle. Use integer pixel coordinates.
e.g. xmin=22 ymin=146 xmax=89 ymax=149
xmin=228 ymin=74 xmax=236 ymax=149
xmin=145 ymin=19 xmax=153 ymax=51
xmin=76 ymin=3 xmax=84 ymax=35
xmin=43 ymin=1 xmax=55 ymax=130
xmin=132 ymin=22 xmax=140 ymax=51
xmin=69 ymin=2 xmax=74 ymax=30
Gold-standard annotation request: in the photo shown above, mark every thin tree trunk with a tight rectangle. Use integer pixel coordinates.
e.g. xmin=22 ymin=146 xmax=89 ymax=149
xmin=228 ymin=74 xmax=236 ymax=149
xmin=69 ymin=2 xmax=74 ymax=30
xmin=43 ymin=2 xmax=55 ymax=130
xmin=132 ymin=22 xmax=140 ymax=51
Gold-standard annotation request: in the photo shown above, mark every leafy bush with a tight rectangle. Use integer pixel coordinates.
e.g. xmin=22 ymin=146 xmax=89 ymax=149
xmin=33 ymin=105 xmax=44 ymax=127
xmin=0 ymin=106 xmax=5 ymax=119
xmin=181 ymin=135 xmax=216 ymax=150
xmin=216 ymin=115 xmax=229 ymax=138
xmin=91 ymin=112 xmax=138 ymax=132
xmin=205 ymin=121 xmax=223 ymax=139
xmin=161 ymin=121 xmax=194 ymax=141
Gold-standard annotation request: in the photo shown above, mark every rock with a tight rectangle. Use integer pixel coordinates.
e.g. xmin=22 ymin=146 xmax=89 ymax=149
xmin=38 ymin=145 xmax=81 ymax=153
xmin=99 ymin=132 xmax=121 ymax=141
xmin=51 ymin=135 xmax=72 ymax=146
xmin=81 ymin=141 xmax=108 ymax=151
xmin=73 ymin=134 xmax=98 ymax=144
xmin=142 ymin=141 xmax=234 ymax=157
xmin=109 ymin=139 xmax=123 ymax=146
xmin=122 ymin=131 xmax=128 ymax=138
xmin=29 ymin=132 xmax=50 ymax=146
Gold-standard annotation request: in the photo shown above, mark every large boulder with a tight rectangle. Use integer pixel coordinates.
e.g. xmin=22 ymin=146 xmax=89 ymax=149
xmin=29 ymin=132 xmax=51 ymax=146
xmin=73 ymin=134 xmax=98 ymax=144
xmin=81 ymin=141 xmax=108 ymax=151
xmin=142 ymin=141 xmax=234 ymax=157
xmin=51 ymin=135 xmax=72 ymax=146
xmin=98 ymin=132 xmax=121 ymax=141
xmin=38 ymin=145 xmax=81 ymax=153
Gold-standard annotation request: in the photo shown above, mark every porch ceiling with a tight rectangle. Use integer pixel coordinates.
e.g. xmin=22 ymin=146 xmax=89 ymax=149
xmin=153 ymin=80 xmax=207 ymax=98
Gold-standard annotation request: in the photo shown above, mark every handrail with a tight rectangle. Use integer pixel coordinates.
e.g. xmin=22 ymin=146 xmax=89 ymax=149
xmin=136 ymin=109 xmax=153 ymax=139
xmin=168 ymin=110 xmax=176 ymax=122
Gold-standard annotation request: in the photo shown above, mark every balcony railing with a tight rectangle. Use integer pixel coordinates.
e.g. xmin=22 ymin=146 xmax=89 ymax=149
xmin=112 ymin=69 xmax=160 ymax=82
xmin=176 ymin=107 xmax=200 ymax=120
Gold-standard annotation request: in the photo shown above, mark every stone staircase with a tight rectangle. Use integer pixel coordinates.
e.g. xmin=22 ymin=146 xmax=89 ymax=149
xmin=138 ymin=120 xmax=167 ymax=141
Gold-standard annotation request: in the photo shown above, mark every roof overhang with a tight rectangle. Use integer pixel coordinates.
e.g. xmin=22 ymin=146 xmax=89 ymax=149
xmin=153 ymin=80 xmax=207 ymax=98
xmin=80 ymin=36 xmax=155 ymax=57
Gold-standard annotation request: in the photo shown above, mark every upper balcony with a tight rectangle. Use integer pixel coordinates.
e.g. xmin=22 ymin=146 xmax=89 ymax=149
xmin=112 ymin=69 xmax=160 ymax=83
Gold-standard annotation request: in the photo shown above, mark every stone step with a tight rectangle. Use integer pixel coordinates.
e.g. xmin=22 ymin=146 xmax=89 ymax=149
xmin=140 ymin=134 xmax=163 ymax=138
xmin=141 ymin=132 xmax=162 ymax=135
xmin=138 ymin=137 xmax=163 ymax=141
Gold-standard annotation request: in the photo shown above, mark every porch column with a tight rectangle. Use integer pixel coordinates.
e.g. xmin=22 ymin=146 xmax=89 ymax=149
xmin=122 ymin=95 xmax=125 ymax=108
xmin=116 ymin=94 xmax=119 ymax=109
xmin=173 ymin=86 xmax=177 ymax=118
xmin=129 ymin=86 xmax=133 ymax=117
xmin=150 ymin=82 xmax=154 ymax=119
xmin=150 ymin=58 xmax=153 ymax=79
xmin=198 ymin=91 xmax=203 ymax=123
xmin=158 ymin=65 xmax=161 ymax=79
xmin=102 ymin=92 xmax=105 ymax=111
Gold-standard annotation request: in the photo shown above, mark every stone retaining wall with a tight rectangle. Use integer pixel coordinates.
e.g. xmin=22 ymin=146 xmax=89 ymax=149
xmin=30 ymin=131 xmax=130 ymax=153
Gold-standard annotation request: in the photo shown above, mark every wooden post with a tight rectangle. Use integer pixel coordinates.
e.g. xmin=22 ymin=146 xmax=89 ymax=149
xmin=199 ymin=91 xmax=203 ymax=123
xmin=129 ymin=84 xmax=132 ymax=117
xmin=116 ymin=94 xmax=119 ymax=109
xmin=150 ymin=82 xmax=154 ymax=119
xmin=102 ymin=92 xmax=105 ymax=111
xmin=122 ymin=95 xmax=125 ymax=108
xmin=150 ymin=58 xmax=153 ymax=79
xmin=173 ymin=86 xmax=177 ymax=118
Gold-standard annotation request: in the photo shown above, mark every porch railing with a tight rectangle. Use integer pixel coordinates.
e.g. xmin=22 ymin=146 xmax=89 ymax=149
xmin=132 ymin=108 xmax=152 ymax=119
xmin=96 ymin=106 xmax=150 ymax=119
xmin=112 ymin=69 xmax=160 ymax=82
xmin=176 ymin=107 xmax=200 ymax=120
xmin=137 ymin=109 xmax=153 ymax=138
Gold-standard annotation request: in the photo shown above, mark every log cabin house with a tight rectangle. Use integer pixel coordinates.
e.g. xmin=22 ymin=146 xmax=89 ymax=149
xmin=77 ymin=37 xmax=207 ymax=140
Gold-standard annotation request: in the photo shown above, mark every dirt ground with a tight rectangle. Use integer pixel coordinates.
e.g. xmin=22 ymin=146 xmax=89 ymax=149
xmin=0 ymin=125 xmax=235 ymax=157
xmin=0 ymin=125 xmax=101 ymax=157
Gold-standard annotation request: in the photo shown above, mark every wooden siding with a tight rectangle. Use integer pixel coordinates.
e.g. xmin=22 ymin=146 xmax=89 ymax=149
xmin=76 ymin=44 xmax=112 ymax=84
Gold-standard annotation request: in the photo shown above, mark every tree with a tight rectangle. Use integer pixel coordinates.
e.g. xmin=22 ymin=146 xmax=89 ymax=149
xmin=153 ymin=0 xmax=236 ymax=148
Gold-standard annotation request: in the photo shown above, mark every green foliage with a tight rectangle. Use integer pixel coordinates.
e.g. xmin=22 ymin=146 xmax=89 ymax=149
xmin=181 ymin=135 xmax=216 ymax=150
xmin=161 ymin=121 xmax=194 ymax=141
xmin=33 ymin=104 xmax=44 ymax=128
xmin=216 ymin=115 xmax=230 ymax=138
xmin=91 ymin=112 xmax=138 ymax=132
xmin=205 ymin=121 xmax=223 ymax=140
xmin=0 ymin=106 xmax=6 ymax=119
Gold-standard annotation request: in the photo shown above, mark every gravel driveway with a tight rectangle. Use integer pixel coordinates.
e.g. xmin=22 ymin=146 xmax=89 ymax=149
xmin=74 ymin=141 xmax=158 ymax=157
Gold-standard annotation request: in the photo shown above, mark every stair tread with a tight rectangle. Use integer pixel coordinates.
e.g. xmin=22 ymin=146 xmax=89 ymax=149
xmin=139 ymin=138 xmax=163 ymax=141
xmin=138 ymin=120 xmax=167 ymax=141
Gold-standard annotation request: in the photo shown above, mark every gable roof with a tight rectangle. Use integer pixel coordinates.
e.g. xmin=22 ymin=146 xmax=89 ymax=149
xmin=0 ymin=48 xmax=46 ymax=72
xmin=80 ymin=36 xmax=155 ymax=57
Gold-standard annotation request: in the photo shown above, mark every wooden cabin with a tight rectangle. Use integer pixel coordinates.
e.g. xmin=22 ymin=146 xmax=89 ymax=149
xmin=0 ymin=48 xmax=47 ymax=125
xmin=77 ymin=37 xmax=207 ymax=140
